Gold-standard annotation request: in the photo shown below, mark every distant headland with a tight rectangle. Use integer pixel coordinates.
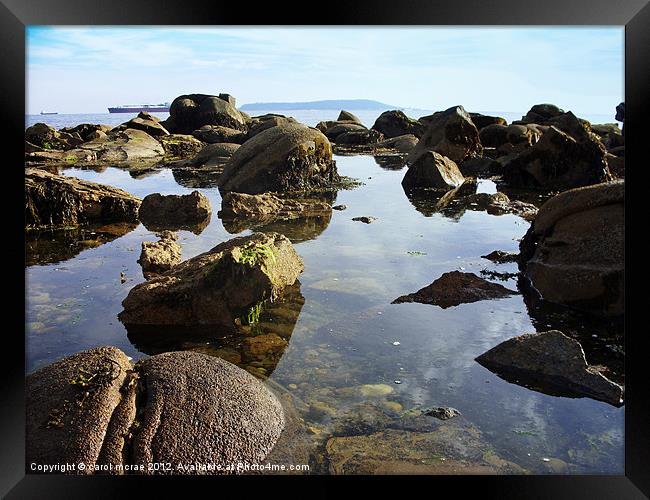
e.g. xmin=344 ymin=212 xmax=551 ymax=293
xmin=240 ymin=99 xmax=399 ymax=111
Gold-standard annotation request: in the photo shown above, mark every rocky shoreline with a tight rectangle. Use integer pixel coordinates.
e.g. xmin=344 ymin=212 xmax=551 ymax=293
xmin=25 ymin=92 xmax=625 ymax=474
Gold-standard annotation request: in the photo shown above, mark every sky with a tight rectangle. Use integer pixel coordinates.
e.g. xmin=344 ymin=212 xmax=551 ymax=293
xmin=26 ymin=27 xmax=624 ymax=115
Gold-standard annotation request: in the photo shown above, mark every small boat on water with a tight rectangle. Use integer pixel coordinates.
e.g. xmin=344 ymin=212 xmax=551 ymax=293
xmin=40 ymin=111 xmax=58 ymax=115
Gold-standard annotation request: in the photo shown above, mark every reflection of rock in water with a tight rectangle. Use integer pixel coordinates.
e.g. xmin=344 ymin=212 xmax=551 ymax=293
xmin=402 ymin=180 xmax=477 ymax=220
xmin=172 ymin=168 xmax=222 ymax=189
xmin=25 ymin=222 xmax=138 ymax=267
xmin=373 ymin=154 xmax=406 ymax=170
xmin=518 ymin=277 xmax=624 ymax=385
xmin=141 ymin=213 xmax=211 ymax=235
xmin=126 ymin=281 xmax=305 ymax=378
xmin=220 ymin=193 xmax=335 ymax=243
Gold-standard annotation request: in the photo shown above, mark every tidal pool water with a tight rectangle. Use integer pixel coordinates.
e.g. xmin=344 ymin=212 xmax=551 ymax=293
xmin=25 ymin=154 xmax=624 ymax=474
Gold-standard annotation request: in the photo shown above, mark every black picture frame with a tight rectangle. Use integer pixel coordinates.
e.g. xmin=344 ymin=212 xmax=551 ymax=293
xmin=3 ymin=1 xmax=648 ymax=497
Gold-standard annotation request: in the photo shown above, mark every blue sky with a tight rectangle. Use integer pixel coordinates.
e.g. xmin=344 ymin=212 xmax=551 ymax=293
xmin=27 ymin=27 xmax=623 ymax=115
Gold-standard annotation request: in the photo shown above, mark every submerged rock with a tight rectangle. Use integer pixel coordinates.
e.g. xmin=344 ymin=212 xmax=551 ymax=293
xmin=325 ymin=424 xmax=524 ymax=474
xmin=462 ymin=192 xmax=538 ymax=221
xmin=408 ymin=106 xmax=482 ymax=165
xmin=218 ymin=122 xmax=337 ymax=194
xmin=371 ymin=110 xmax=424 ymax=139
xmin=25 ymin=168 xmax=141 ymax=229
xmin=162 ymin=93 xmax=248 ymax=134
xmin=392 ymin=271 xmax=516 ymax=308
xmin=352 ymin=216 xmax=378 ymax=224
xmin=424 ymin=407 xmax=462 ymax=420
xmin=137 ymin=231 xmax=181 ymax=278
xmin=401 ymin=151 xmax=465 ymax=191
xmin=476 ymin=330 xmax=624 ymax=406
xmin=26 ymin=347 xmax=285 ymax=474
xmin=503 ymin=126 xmax=611 ymax=190
xmin=518 ymin=180 xmax=624 ymax=316
xmin=119 ymin=232 xmax=304 ymax=332
xmin=138 ymin=191 xmax=212 ymax=233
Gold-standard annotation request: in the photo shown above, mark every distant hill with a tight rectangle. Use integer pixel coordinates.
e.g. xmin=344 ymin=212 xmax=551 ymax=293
xmin=240 ymin=99 xmax=400 ymax=111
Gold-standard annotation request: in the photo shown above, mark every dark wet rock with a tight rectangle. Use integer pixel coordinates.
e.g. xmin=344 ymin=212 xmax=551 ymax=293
xmin=605 ymin=153 xmax=624 ymax=179
xmin=218 ymin=122 xmax=338 ymax=195
xmin=503 ymin=126 xmax=611 ymax=190
xmin=192 ymin=125 xmax=247 ymax=144
xmin=170 ymin=142 xmax=241 ymax=170
xmin=139 ymin=191 xmax=211 ymax=233
xmin=324 ymin=122 xmax=368 ymax=141
xmin=476 ymin=330 xmax=624 ymax=406
xmin=425 ymin=407 xmax=462 ymax=420
xmin=26 ymin=347 xmax=286 ymax=474
xmin=158 ymin=134 xmax=205 ymax=160
xmin=162 ymin=93 xmax=247 ymax=135
xmin=591 ymin=124 xmax=624 ymax=150
xmin=518 ymin=180 xmax=624 ymax=316
xmin=338 ymin=110 xmax=363 ymax=124
xmin=543 ymin=112 xmax=593 ymax=143
xmin=219 ymin=192 xmax=331 ymax=221
xmin=25 ymin=123 xmax=84 ymax=151
xmin=26 ymin=222 xmax=138 ymax=267
xmin=506 ymin=124 xmax=536 ymax=146
xmin=481 ymin=250 xmax=518 ymax=264
xmin=332 ymin=204 xmax=347 ymax=211
xmin=469 ymin=113 xmax=507 ymax=130
xmin=335 ymin=129 xmax=384 ymax=146
xmin=402 ymin=151 xmax=464 ymax=191
xmin=247 ymin=114 xmax=298 ymax=139
xmin=408 ymin=106 xmax=482 ymax=164
xmin=478 ymin=123 xmax=509 ymax=148
xmin=59 ymin=124 xmax=113 ymax=142
xmin=520 ymin=103 xmax=564 ymax=123
xmin=119 ymin=232 xmax=304 ymax=332
xmin=371 ymin=110 xmax=424 ymax=139
xmin=115 ymin=112 xmax=169 ymax=137
xmin=325 ymin=423 xmax=525 ymax=474
xmin=138 ymin=231 xmax=181 ymax=278
xmin=392 ymin=271 xmax=516 ymax=308
xmin=463 ymin=192 xmax=538 ymax=221
xmin=458 ymin=157 xmax=501 ymax=177
xmin=25 ymin=168 xmax=141 ymax=229
xmin=374 ymin=134 xmax=419 ymax=153
xmin=352 ymin=216 xmax=378 ymax=224
xmin=403 ymin=179 xmax=477 ymax=219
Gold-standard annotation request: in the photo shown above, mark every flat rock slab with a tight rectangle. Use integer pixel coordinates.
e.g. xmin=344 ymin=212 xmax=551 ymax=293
xmin=25 ymin=168 xmax=141 ymax=229
xmin=476 ymin=330 xmax=624 ymax=406
xmin=26 ymin=347 xmax=286 ymax=474
xmin=392 ymin=271 xmax=517 ymax=308
xmin=119 ymin=232 xmax=304 ymax=331
xmin=218 ymin=192 xmax=331 ymax=222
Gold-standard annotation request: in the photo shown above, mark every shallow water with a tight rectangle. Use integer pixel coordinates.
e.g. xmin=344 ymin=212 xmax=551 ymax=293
xmin=25 ymin=154 xmax=624 ymax=474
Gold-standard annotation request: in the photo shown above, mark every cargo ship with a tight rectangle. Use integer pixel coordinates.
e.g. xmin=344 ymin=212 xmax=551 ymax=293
xmin=108 ymin=102 xmax=170 ymax=113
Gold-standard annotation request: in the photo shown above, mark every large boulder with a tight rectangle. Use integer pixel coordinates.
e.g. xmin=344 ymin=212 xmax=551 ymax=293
xmin=371 ymin=110 xmax=424 ymax=139
xmin=119 ymin=232 xmax=304 ymax=332
xmin=518 ymin=180 xmax=624 ymax=316
xmin=247 ymin=115 xmax=297 ymax=139
xmin=323 ymin=122 xmax=368 ymax=142
xmin=335 ymin=129 xmax=384 ymax=146
xmin=374 ymin=134 xmax=419 ymax=153
xmin=401 ymin=151 xmax=464 ymax=191
xmin=408 ymin=106 xmax=482 ymax=165
xmin=162 ymin=94 xmax=247 ymax=134
xmin=26 ymin=347 xmax=286 ymax=474
xmin=218 ymin=123 xmax=337 ymax=195
xmin=519 ymin=103 xmax=564 ymax=123
xmin=479 ymin=124 xmax=509 ymax=148
xmin=138 ymin=191 xmax=212 ymax=232
xmin=503 ymin=126 xmax=611 ymax=190
xmin=25 ymin=168 xmax=141 ymax=229
xmin=476 ymin=330 xmax=623 ymax=406
xmin=469 ymin=113 xmax=507 ymax=130
xmin=337 ymin=110 xmax=363 ymax=124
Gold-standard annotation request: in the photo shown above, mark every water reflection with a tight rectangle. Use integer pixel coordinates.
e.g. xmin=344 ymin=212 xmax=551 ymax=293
xmin=140 ymin=213 xmax=211 ymax=235
xmin=172 ymin=168 xmax=221 ymax=189
xmin=25 ymin=222 xmax=138 ymax=267
xmin=126 ymin=281 xmax=305 ymax=378
xmin=402 ymin=181 xmax=477 ymax=220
